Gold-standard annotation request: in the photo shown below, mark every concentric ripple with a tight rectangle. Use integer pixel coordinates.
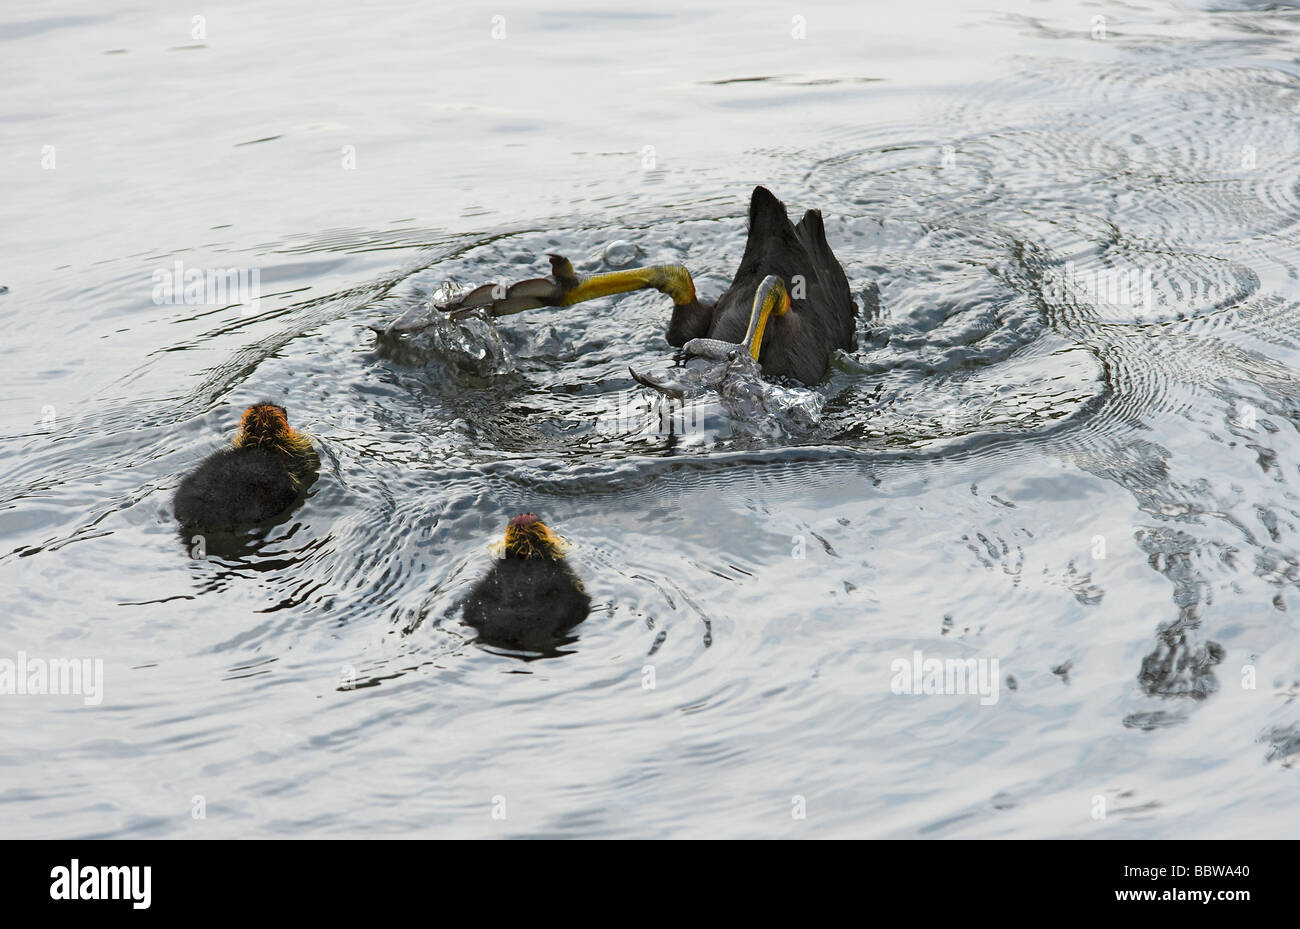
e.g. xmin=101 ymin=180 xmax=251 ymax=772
xmin=7 ymin=0 xmax=1300 ymax=841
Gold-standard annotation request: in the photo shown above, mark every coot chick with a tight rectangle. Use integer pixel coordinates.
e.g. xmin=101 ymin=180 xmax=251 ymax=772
xmin=461 ymin=514 xmax=591 ymax=655
xmin=173 ymin=402 xmax=319 ymax=531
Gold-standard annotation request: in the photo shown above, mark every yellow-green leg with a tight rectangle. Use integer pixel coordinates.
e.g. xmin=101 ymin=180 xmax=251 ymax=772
xmin=683 ymin=275 xmax=789 ymax=363
xmin=439 ymin=254 xmax=699 ymax=319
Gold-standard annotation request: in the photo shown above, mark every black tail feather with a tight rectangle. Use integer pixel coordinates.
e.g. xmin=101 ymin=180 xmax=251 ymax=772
xmin=747 ymin=185 xmax=795 ymax=241
xmin=795 ymin=208 xmax=824 ymax=241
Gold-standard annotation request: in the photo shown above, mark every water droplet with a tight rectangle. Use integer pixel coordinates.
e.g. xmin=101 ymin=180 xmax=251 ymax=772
xmin=603 ymin=239 xmax=638 ymax=268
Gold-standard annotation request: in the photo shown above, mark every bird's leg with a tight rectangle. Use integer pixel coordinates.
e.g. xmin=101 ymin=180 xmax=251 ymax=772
xmin=562 ymin=261 xmax=697 ymax=308
xmin=739 ymin=275 xmax=790 ymax=360
xmin=683 ymin=275 xmax=789 ymax=363
xmin=437 ymin=254 xmax=699 ymax=320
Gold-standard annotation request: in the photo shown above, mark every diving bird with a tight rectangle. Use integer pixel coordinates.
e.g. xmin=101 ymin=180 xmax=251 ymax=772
xmin=173 ymin=402 xmax=319 ymax=531
xmin=437 ymin=186 xmax=857 ymax=385
xmin=461 ymin=514 xmax=591 ymax=655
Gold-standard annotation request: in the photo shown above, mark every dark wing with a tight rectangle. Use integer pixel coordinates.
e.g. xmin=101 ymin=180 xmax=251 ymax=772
xmin=708 ymin=186 xmax=805 ymax=344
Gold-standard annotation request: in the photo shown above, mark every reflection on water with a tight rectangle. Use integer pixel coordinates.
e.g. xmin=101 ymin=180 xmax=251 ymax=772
xmin=3 ymin=0 xmax=1300 ymax=837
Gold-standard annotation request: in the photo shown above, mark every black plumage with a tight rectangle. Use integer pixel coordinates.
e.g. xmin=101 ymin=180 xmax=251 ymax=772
xmin=172 ymin=402 xmax=318 ymax=531
xmin=435 ymin=185 xmax=858 ymax=387
xmin=459 ymin=514 xmax=592 ymax=655
xmin=666 ymin=186 xmax=857 ymax=384
xmin=461 ymin=557 xmax=592 ymax=653
xmin=174 ymin=446 xmax=305 ymax=530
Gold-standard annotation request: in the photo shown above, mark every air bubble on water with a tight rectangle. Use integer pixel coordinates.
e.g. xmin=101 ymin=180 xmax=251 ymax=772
xmin=603 ymin=240 xmax=638 ymax=268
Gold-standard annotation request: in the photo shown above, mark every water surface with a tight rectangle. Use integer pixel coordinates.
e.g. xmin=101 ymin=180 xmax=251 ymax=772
xmin=3 ymin=0 xmax=1300 ymax=837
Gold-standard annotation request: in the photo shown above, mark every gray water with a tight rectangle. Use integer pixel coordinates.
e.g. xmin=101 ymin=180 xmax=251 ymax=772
xmin=3 ymin=0 xmax=1300 ymax=838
